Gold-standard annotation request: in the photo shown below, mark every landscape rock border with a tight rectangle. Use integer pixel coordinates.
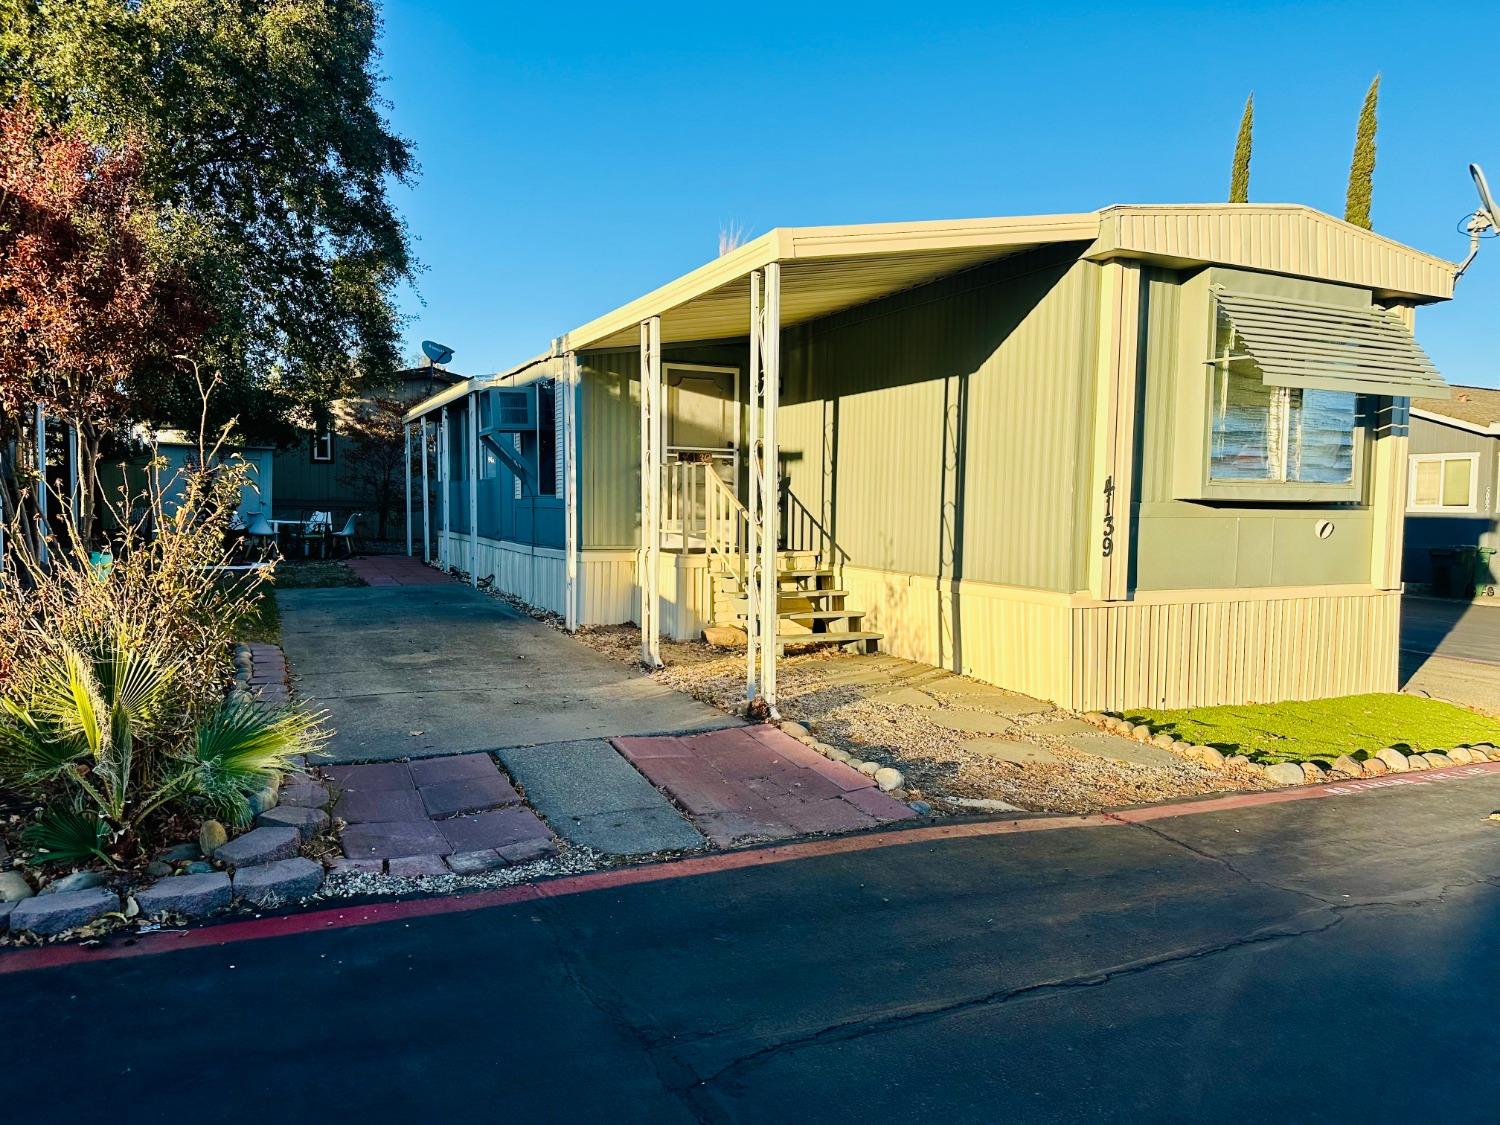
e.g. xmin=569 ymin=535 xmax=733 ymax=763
xmin=1079 ymin=712 xmax=1500 ymax=788
xmin=776 ymin=720 xmax=920 ymax=804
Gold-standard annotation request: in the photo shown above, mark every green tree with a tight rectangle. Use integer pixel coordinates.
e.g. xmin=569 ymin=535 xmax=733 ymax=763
xmin=0 ymin=0 xmax=417 ymax=442
xmin=1229 ymin=93 xmax=1253 ymax=203
xmin=1345 ymin=75 xmax=1380 ymax=230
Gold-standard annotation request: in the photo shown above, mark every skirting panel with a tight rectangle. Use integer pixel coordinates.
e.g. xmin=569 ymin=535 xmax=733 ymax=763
xmin=465 ymin=542 xmax=712 ymax=643
xmin=439 ymin=533 xmax=565 ymax=617
xmin=1069 ymin=587 xmax=1402 ymax=711
xmin=841 ymin=565 xmax=1073 ymax=704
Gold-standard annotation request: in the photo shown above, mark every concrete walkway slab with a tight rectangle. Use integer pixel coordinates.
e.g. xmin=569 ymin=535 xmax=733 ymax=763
xmin=278 ymin=583 xmax=736 ymax=762
xmin=497 ymin=740 xmax=705 ymax=855
xmin=1047 ymin=719 xmax=1186 ymax=768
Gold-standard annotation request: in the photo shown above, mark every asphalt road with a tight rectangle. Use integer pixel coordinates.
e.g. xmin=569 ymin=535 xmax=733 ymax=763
xmin=1402 ymin=596 xmax=1500 ymax=667
xmin=6 ymin=775 xmax=1500 ymax=1122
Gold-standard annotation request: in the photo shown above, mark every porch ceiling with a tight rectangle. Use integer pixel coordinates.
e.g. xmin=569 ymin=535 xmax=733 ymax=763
xmin=561 ymin=214 xmax=1101 ymax=351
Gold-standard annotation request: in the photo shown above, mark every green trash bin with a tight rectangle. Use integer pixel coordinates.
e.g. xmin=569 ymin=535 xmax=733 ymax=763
xmin=1476 ymin=546 xmax=1498 ymax=594
xmin=1451 ymin=546 xmax=1481 ymax=599
xmin=1429 ymin=547 xmax=1458 ymax=597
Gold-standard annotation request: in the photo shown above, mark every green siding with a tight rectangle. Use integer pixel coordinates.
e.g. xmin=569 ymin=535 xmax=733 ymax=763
xmin=578 ymin=342 xmax=748 ymax=549
xmin=780 ymin=246 xmax=1098 ymax=591
xmin=1132 ymin=267 xmax=1375 ymax=591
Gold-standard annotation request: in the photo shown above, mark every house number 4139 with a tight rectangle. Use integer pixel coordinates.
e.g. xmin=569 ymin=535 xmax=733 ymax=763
xmin=1101 ymin=475 xmax=1115 ymax=558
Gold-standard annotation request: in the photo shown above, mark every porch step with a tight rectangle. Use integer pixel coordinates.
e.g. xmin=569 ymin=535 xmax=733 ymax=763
xmin=774 ymin=630 xmax=883 ymax=653
xmin=724 ymin=590 xmax=850 ymax=611
xmin=782 ymin=610 xmax=865 ymax=624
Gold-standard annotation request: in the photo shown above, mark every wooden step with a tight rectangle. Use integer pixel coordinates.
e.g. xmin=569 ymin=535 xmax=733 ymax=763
xmin=773 ymin=630 xmax=882 ymax=652
xmin=781 ymin=609 xmax=864 ymax=624
xmin=726 ymin=590 xmax=849 ymax=611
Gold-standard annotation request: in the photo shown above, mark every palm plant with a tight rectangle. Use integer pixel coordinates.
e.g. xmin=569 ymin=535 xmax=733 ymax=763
xmin=0 ymin=629 xmax=322 ymax=866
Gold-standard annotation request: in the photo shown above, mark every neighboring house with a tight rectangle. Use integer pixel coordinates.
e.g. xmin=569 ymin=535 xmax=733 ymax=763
xmin=406 ymin=204 xmax=1455 ymax=712
xmin=1404 ymin=386 xmax=1500 ymax=588
xmin=273 ymin=365 xmax=461 ymax=539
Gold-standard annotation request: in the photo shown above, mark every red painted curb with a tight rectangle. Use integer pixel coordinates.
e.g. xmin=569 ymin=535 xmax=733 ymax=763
xmin=2 ymin=760 xmax=1496 ymax=975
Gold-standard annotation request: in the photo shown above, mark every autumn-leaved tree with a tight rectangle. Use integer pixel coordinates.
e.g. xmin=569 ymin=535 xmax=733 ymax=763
xmin=0 ymin=97 xmax=202 ymax=547
xmin=2 ymin=0 xmax=417 ymax=443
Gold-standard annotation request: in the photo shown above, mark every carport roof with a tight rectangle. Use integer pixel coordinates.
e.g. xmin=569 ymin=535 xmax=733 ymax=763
xmin=407 ymin=204 xmax=1458 ymax=421
xmin=556 ymin=203 xmax=1457 ymax=352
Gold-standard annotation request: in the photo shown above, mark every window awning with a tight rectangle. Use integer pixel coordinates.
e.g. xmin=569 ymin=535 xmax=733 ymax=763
xmin=1215 ymin=288 xmax=1448 ymax=398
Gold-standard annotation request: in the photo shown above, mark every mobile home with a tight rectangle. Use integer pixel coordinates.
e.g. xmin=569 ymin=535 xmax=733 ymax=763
xmin=405 ymin=204 xmax=1454 ymax=712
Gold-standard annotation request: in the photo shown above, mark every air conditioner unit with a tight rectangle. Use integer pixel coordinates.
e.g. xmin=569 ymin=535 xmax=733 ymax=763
xmin=480 ymin=386 xmax=536 ymax=434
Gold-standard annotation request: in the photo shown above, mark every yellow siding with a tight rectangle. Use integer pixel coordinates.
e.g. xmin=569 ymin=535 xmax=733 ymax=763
xmin=780 ymin=248 xmax=1099 ymax=591
xmin=843 ymin=565 xmax=1074 ymax=704
xmin=1069 ymin=587 xmax=1401 ymax=711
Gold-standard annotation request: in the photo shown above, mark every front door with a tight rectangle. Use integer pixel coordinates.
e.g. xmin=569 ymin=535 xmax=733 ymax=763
xmin=664 ymin=364 xmax=739 ymax=542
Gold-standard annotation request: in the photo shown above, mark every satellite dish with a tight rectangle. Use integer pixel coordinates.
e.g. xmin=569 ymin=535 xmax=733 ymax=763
xmin=1456 ymin=164 xmax=1499 ymax=281
xmin=421 ymin=340 xmax=455 ymax=366
xmin=1472 ymin=164 xmax=1498 ymax=228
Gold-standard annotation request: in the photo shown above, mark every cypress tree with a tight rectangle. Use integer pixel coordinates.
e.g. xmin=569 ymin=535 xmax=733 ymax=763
xmin=1229 ymin=94 xmax=1253 ymax=202
xmin=1345 ymin=75 xmax=1380 ymax=229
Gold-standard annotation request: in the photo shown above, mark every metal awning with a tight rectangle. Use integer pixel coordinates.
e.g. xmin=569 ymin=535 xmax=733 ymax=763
xmin=1215 ymin=288 xmax=1448 ymax=398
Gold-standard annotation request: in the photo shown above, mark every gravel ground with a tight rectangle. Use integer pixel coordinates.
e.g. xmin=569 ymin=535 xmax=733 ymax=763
xmin=318 ymin=843 xmax=600 ymax=900
xmin=572 ymin=625 xmax=1274 ymax=814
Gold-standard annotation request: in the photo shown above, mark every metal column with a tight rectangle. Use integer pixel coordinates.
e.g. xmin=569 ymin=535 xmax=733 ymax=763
xmin=639 ymin=317 xmax=662 ymax=668
xmin=563 ymin=352 xmax=580 ymax=632
xmin=34 ymin=405 xmax=48 ymax=568
xmin=746 ymin=265 xmax=781 ymax=712
xmin=467 ymin=392 xmax=479 ymax=587
xmin=420 ymin=416 xmax=432 ymax=564
xmin=439 ymin=406 xmax=450 ymax=570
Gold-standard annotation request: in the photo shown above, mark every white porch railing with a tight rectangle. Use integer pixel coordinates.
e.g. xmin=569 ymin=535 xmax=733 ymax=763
xmin=662 ymin=458 xmax=749 ymax=578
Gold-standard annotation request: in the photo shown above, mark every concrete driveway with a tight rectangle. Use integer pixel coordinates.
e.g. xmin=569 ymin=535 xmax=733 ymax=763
xmin=278 ymin=582 xmax=735 ymax=763
xmin=1401 ymin=595 xmax=1500 ymax=714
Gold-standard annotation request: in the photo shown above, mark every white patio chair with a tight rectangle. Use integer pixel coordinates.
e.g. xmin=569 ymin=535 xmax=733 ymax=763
xmin=331 ymin=512 xmax=361 ymax=557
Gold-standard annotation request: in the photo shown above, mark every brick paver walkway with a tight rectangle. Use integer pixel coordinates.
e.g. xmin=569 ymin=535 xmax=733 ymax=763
xmin=324 ymin=753 xmax=558 ymax=872
xmin=244 ymin=642 xmax=290 ymax=705
xmin=615 ymin=726 xmax=914 ymax=847
xmin=343 ymin=554 xmax=454 ymax=587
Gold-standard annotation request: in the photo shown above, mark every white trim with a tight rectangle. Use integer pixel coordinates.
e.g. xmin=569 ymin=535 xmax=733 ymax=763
xmin=639 ymin=316 xmax=663 ymax=668
xmin=420 ymin=416 xmax=431 ymax=563
xmin=439 ymin=407 xmax=450 ymax=569
xmin=1407 ymin=451 xmax=1480 ymax=514
xmin=34 ymin=406 xmax=48 ymax=568
xmin=1411 ymin=407 xmax=1500 ymax=437
xmin=563 ymin=353 xmax=579 ymax=631
xmin=468 ymin=392 xmax=480 ymax=586
xmin=311 ymin=426 xmax=333 ymax=463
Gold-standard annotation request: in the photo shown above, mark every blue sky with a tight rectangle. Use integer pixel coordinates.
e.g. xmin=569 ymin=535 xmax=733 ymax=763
xmin=379 ymin=0 xmax=1499 ymax=387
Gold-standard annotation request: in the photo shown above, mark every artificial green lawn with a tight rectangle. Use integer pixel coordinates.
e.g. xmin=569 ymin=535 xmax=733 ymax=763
xmin=1124 ymin=693 xmax=1500 ymax=764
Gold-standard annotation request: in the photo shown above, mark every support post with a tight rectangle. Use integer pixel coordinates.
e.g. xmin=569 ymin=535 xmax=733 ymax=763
xmin=420 ymin=415 xmax=432 ymax=564
xmin=468 ymin=393 xmax=480 ymax=587
xmin=639 ymin=317 xmax=663 ymax=667
xmin=67 ymin=425 xmax=79 ymax=536
xmin=439 ymin=406 xmax=450 ymax=570
xmin=563 ymin=352 xmax=580 ymax=631
xmin=404 ymin=423 xmax=413 ymax=556
xmin=35 ymin=404 xmax=48 ymax=568
xmin=1086 ymin=260 xmax=1142 ymax=602
xmin=747 ymin=265 xmax=781 ymax=712
xmin=746 ymin=275 xmax=761 ymax=704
